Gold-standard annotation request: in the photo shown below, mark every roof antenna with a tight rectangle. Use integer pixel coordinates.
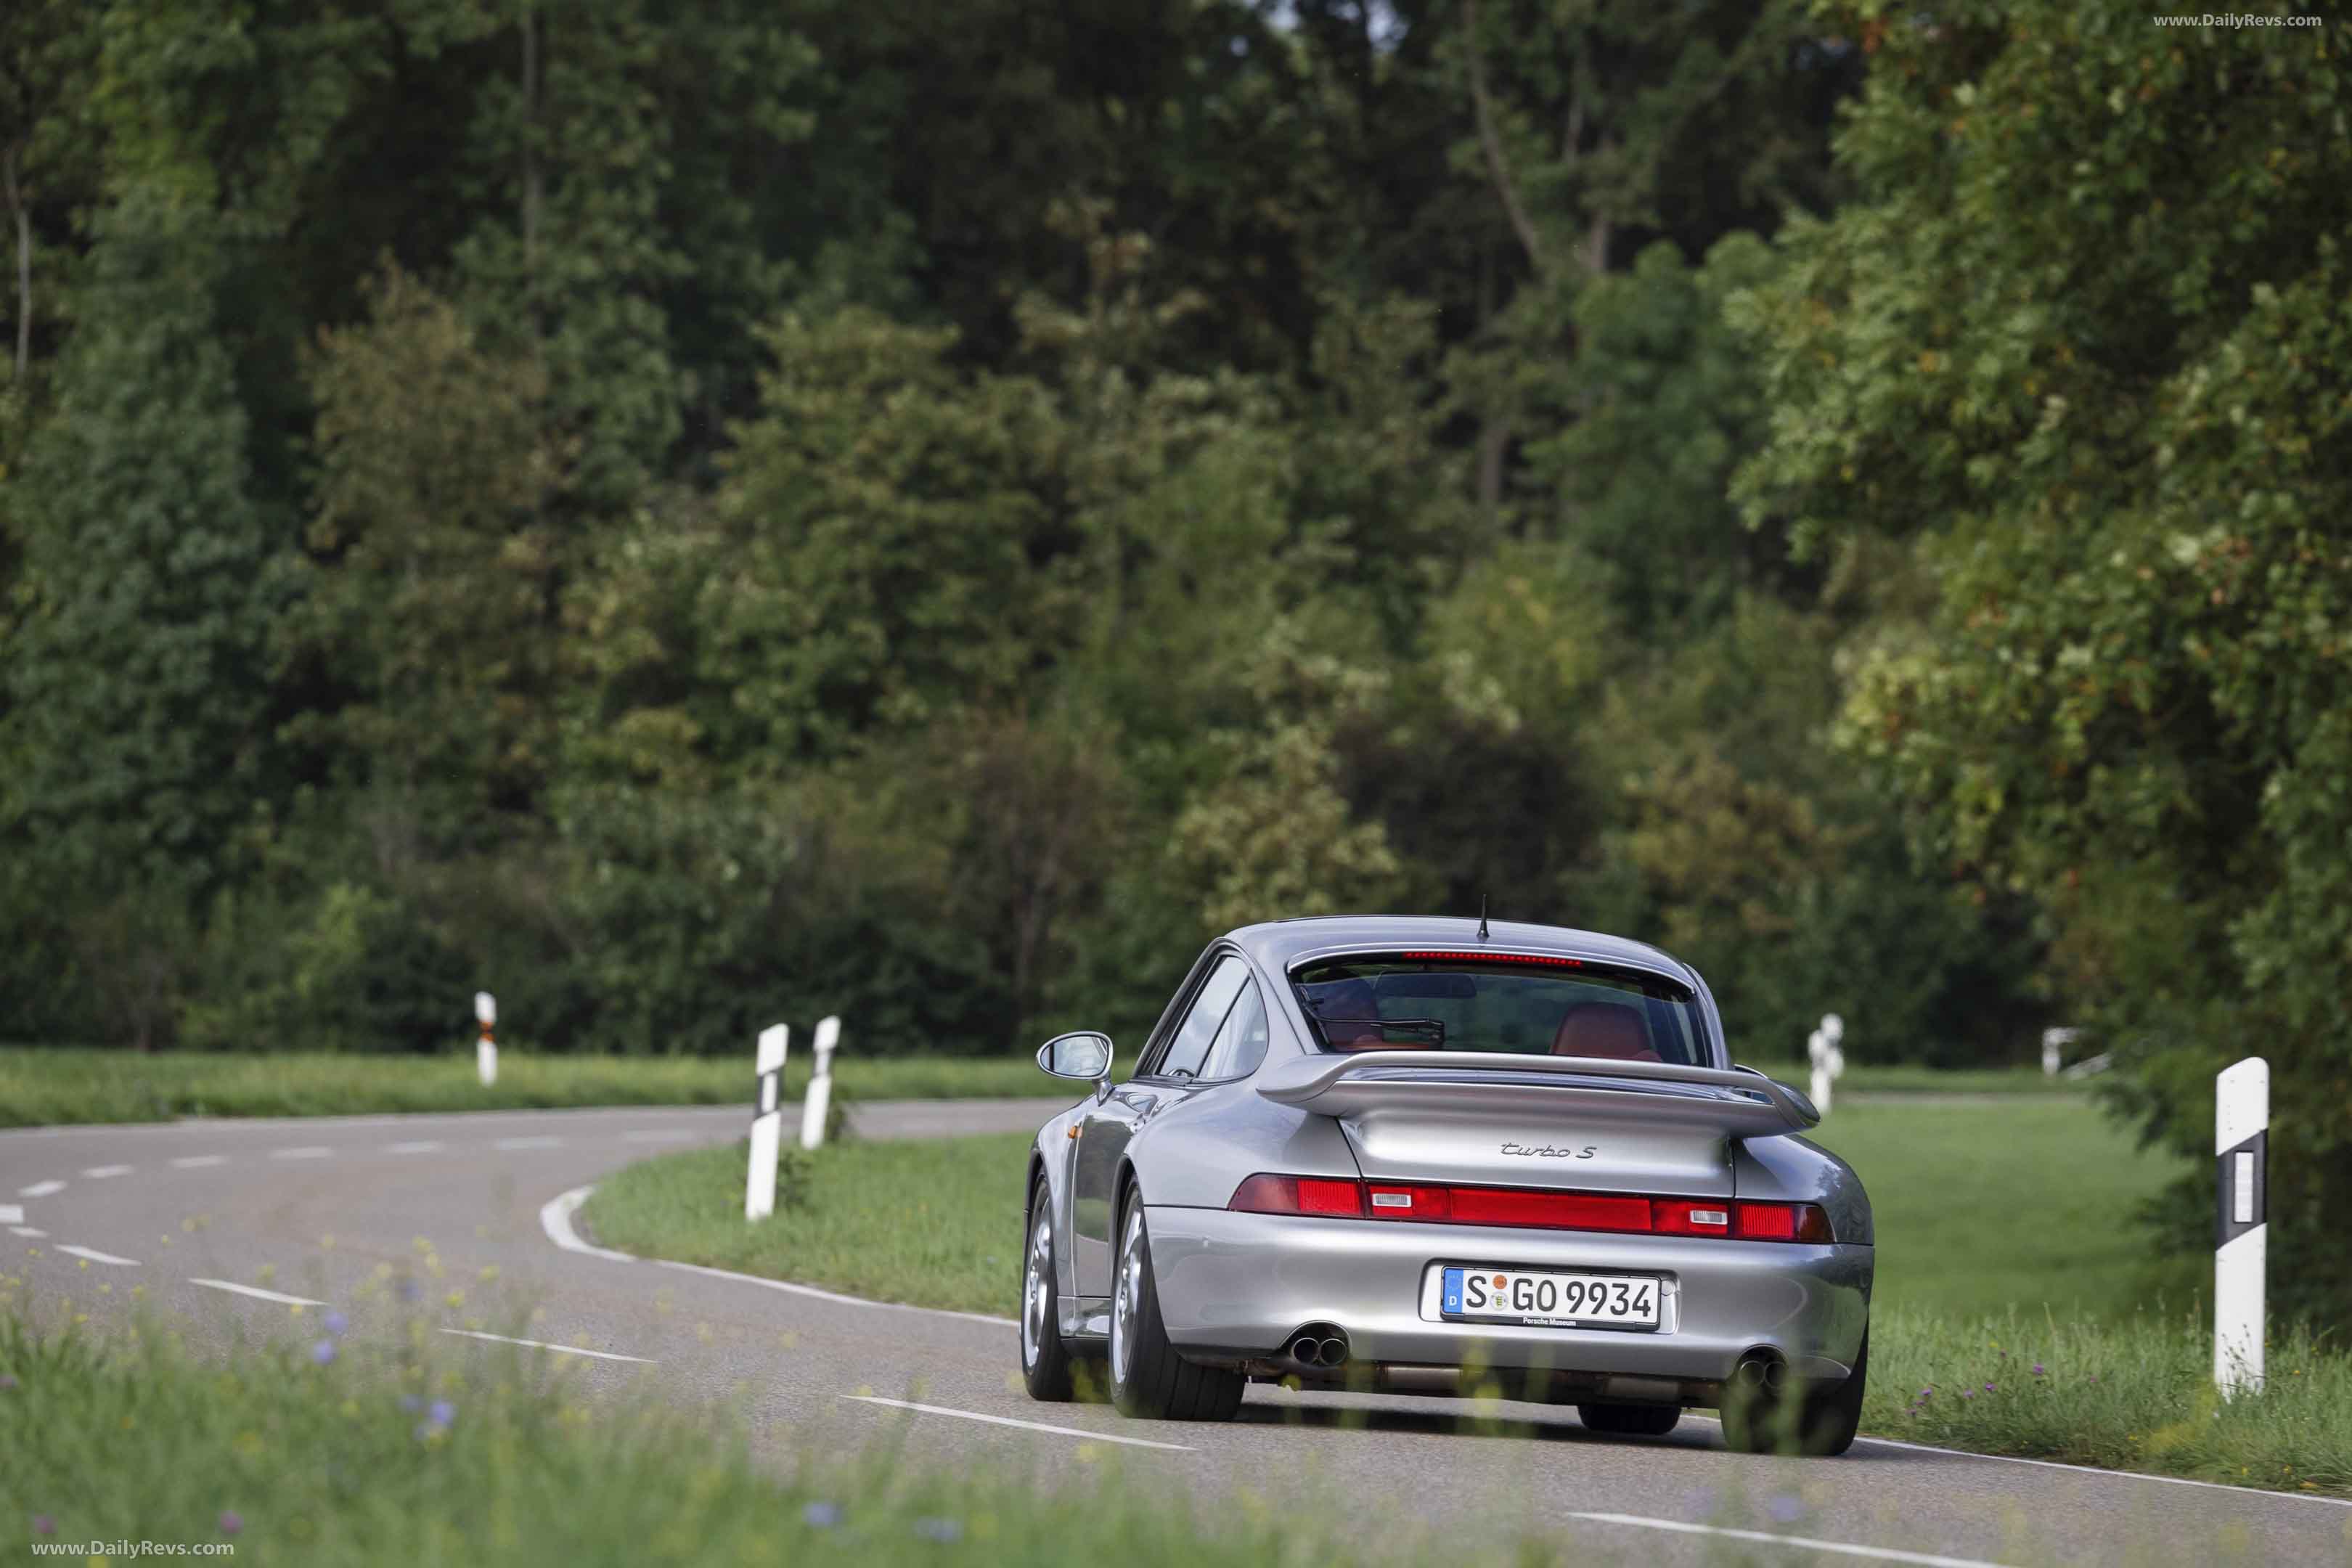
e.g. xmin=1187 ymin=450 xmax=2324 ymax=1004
xmin=1476 ymin=894 xmax=1490 ymax=942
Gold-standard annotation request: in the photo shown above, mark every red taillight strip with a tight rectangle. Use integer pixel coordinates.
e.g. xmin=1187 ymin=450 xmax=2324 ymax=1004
xmin=1227 ymin=1174 xmax=1832 ymax=1243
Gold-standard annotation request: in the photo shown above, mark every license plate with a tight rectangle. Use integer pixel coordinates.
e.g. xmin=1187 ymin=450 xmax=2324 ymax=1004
xmin=1441 ymin=1266 xmax=1659 ymax=1328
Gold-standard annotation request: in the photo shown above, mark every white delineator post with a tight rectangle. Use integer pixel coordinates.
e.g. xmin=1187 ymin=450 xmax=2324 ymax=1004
xmin=1808 ymin=1013 xmax=1846 ymax=1116
xmin=2041 ymin=1026 xmax=2077 ymax=1077
xmin=746 ymin=1024 xmax=789 ymax=1221
xmin=2214 ymin=1056 xmax=2269 ymax=1399
xmin=474 ymin=992 xmax=498 ymax=1087
xmin=799 ymin=1015 xmax=841 ymax=1151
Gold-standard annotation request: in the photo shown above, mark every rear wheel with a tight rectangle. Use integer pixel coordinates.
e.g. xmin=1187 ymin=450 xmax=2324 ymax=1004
xmin=1107 ymin=1196 xmax=1244 ymax=1421
xmin=1020 ymin=1177 xmax=1077 ymax=1402
xmin=1577 ymin=1402 xmax=1681 ymax=1438
xmin=1721 ymin=1331 xmax=1868 ymax=1457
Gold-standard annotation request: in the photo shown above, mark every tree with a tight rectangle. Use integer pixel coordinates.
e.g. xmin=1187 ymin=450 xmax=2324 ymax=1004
xmin=295 ymin=264 xmax=563 ymax=828
xmin=1734 ymin=4 xmax=2352 ymax=1322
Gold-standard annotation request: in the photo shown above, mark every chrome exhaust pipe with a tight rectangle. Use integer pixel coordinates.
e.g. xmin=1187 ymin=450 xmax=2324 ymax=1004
xmin=1734 ymin=1350 xmax=1786 ymax=1392
xmin=1291 ymin=1334 xmax=1323 ymax=1363
xmin=1316 ymin=1335 xmax=1349 ymax=1368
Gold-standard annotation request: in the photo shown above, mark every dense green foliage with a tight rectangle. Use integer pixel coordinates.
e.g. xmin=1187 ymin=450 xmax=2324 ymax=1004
xmin=1733 ymin=0 xmax=2352 ymax=1323
xmin=1 ymin=0 xmax=2342 ymax=1315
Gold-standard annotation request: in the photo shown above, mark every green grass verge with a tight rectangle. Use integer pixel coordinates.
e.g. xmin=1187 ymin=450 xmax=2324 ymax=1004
xmin=585 ymin=1098 xmax=2352 ymax=1497
xmin=0 ymin=1045 xmax=2078 ymax=1129
xmin=0 ymin=1310 xmax=1575 ymax=1568
xmin=0 ymin=1047 xmax=1053 ymax=1128
xmin=585 ymin=1132 xmax=1034 ymax=1316
xmin=1805 ymin=1098 xmax=2182 ymax=1319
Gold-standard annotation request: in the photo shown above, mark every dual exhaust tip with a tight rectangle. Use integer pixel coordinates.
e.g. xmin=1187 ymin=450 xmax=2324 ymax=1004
xmin=1289 ymin=1323 xmax=1350 ymax=1369
xmin=1734 ymin=1349 xmax=1788 ymax=1394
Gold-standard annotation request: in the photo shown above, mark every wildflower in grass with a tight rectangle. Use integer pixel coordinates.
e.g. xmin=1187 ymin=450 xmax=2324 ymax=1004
xmin=0 ymin=1373 xmax=15 ymax=1389
xmin=324 ymin=1310 xmax=348 ymax=1336
xmin=914 ymin=1517 xmax=963 ymax=1543
xmin=2032 ymin=1363 xmax=2045 ymax=1377
xmin=1916 ymin=1388 xmax=1932 ymax=1401
xmin=400 ymin=1395 xmax=422 ymax=1413
xmin=311 ymin=1339 xmax=338 ymax=1366
xmin=33 ymin=1516 xmax=54 ymax=1534
xmin=804 ymin=1502 xmax=842 ymax=1530
xmin=219 ymin=1512 xmax=241 ymax=1536
xmin=429 ymin=1399 xmax=454 ymax=1426
xmin=1959 ymin=1389 xmax=1975 ymax=1400
xmin=1982 ymin=1382 xmax=1995 ymax=1393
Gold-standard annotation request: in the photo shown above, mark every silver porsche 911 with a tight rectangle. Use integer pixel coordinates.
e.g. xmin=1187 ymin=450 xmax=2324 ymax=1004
xmin=1018 ymin=915 xmax=1873 ymax=1454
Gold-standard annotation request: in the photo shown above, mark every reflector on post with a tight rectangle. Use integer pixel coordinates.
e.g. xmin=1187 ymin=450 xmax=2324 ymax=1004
xmin=474 ymin=991 xmax=498 ymax=1087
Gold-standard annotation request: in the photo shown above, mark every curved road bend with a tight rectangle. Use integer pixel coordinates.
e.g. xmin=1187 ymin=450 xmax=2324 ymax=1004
xmin=6 ymin=1102 xmax=2345 ymax=1567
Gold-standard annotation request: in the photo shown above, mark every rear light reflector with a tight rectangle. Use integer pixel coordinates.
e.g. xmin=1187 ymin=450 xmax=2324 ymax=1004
xmin=1734 ymin=1202 xmax=1832 ymax=1243
xmin=1228 ymin=1173 xmax=1367 ymax=1217
xmin=1228 ymin=1175 xmax=1833 ymax=1242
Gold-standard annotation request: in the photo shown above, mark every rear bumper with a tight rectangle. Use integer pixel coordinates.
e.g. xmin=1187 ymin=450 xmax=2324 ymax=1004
xmin=1144 ymin=1205 xmax=1872 ymax=1384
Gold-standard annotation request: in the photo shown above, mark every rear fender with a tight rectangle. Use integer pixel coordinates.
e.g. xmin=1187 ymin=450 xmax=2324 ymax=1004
xmin=1734 ymin=1135 xmax=1874 ymax=1248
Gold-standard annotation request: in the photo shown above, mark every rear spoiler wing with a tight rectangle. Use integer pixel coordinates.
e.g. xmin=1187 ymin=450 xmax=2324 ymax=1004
xmin=1254 ymin=1051 xmax=1819 ymax=1139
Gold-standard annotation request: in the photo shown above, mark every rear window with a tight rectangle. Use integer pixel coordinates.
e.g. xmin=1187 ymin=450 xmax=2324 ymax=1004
xmin=1291 ymin=952 xmax=1705 ymax=1066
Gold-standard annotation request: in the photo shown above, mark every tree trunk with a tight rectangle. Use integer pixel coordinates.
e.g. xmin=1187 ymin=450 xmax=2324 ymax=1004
xmin=4 ymin=145 xmax=28 ymax=380
xmin=1461 ymin=0 xmax=1545 ymax=279
xmin=521 ymin=7 xmax=542 ymax=290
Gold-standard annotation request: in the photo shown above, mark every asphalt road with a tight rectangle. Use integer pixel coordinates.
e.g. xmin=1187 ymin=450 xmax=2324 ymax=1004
xmin=7 ymin=1101 xmax=2348 ymax=1567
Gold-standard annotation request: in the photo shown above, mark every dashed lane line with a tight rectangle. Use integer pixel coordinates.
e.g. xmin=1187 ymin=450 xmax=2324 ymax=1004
xmin=0 ymin=1204 xmax=19 ymax=1224
xmin=190 ymin=1278 xmax=327 ymax=1308
xmin=493 ymin=1136 xmax=563 ymax=1151
xmin=841 ymin=1396 xmax=1195 ymax=1453
xmin=9 ymin=1227 xmax=45 ymax=1238
xmin=385 ymin=1141 xmax=444 ymax=1154
xmin=271 ymin=1146 xmax=332 ymax=1160
xmin=170 ymin=1155 xmax=227 ymax=1169
xmin=621 ymin=1130 xmax=695 ymax=1143
xmin=440 ymin=1328 xmax=656 ymax=1365
xmin=17 ymin=1180 xmax=64 ymax=1197
xmin=57 ymin=1244 xmax=140 ymax=1266
xmin=1565 ymin=1513 xmax=2011 ymax=1568
xmin=81 ymin=1165 xmax=131 ymax=1179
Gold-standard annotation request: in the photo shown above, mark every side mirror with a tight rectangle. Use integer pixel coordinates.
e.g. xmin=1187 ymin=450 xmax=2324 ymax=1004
xmin=1037 ymin=1031 xmax=1113 ymax=1085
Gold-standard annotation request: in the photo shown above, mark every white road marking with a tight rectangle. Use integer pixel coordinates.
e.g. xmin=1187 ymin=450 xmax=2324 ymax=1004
xmin=621 ymin=1129 xmax=694 ymax=1143
xmin=271 ymin=1146 xmax=332 ymax=1160
xmin=17 ymin=1180 xmax=64 ymax=1197
xmin=493 ymin=1136 xmax=562 ymax=1151
xmin=1567 ymin=1513 xmax=2009 ymax=1568
xmin=170 ymin=1155 xmax=227 ymax=1169
xmin=385 ymin=1140 xmax=444 ymax=1154
xmin=440 ymin=1328 xmax=656 ymax=1365
xmin=658 ymin=1257 xmax=1017 ymax=1328
xmin=842 ymin=1396 xmax=1194 ymax=1453
xmin=538 ymin=1186 xmax=637 ymax=1264
xmin=0 ymin=1204 xmax=19 ymax=1224
xmin=190 ymin=1278 xmax=327 ymax=1307
xmin=57 ymin=1244 xmax=139 ymax=1266
xmin=9 ymin=1227 xmax=45 ymax=1238
xmin=1850 ymin=1431 xmax=2352 ymax=1510
xmin=81 ymin=1164 xmax=131 ymax=1179
xmin=1682 ymin=1414 xmax=2352 ymax=1511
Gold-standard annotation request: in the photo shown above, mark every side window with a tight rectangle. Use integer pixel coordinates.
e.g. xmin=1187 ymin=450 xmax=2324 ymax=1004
xmin=1200 ymin=979 xmax=1270 ymax=1081
xmin=1156 ymin=956 xmax=1248 ymax=1080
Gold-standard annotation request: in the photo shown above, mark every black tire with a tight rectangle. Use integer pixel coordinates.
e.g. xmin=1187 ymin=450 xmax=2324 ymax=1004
xmin=1019 ymin=1176 xmax=1077 ymax=1402
xmin=1720 ymin=1331 xmax=1868 ymax=1457
xmin=1577 ymin=1401 xmax=1682 ymax=1438
xmin=1106 ymin=1192 xmax=1244 ymax=1421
